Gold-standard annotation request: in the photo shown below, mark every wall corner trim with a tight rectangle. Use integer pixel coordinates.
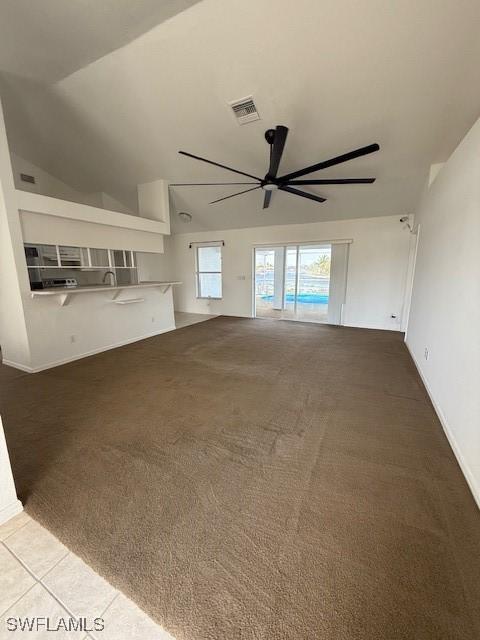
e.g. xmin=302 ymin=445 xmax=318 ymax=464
xmin=0 ymin=499 xmax=23 ymax=527
xmin=405 ymin=341 xmax=480 ymax=510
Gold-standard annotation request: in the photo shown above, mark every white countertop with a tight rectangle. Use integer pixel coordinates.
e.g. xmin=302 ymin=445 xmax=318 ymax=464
xmin=31 ymin=281 xmax=181 ymax=296
xmin=30 ymin=281 xmax=181 ymax=306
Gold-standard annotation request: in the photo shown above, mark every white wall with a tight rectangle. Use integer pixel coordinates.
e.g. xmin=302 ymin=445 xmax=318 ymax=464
xmin=98 ymin=192 xmax=133 ymax=215
xmin=0 ymin=416 xmax=22 ymax=525
xmin=0 ymin=96 xmax=175 ymax=372
xmin=138 ymin=180 xmax=170 ymax=228
xmin=15 ymin=210 xmax=174 ymax=370
xmin=11 ymin=153 xmax=134 ymax=214
xmin=23 ymin=287 xmax=175 ymax=372
xmin=21 ymin=211 xmax=165 ymax=254
xmin=406 ymin=118 xmax=480 ymax=507
xmin=18 ymin=189 xmax=169 ymax=239
xmin=137 ymin=236 xmax=175 ymax=282
xmin=171 ymin=215 xmax=413 ymax=331
xmin=0 ymin=107 xmax=32 ymax=367
xmin=11 ymin=152 xmax=102 ymax=207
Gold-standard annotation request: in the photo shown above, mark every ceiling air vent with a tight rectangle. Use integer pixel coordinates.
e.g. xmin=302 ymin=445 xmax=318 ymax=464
xmin=229 ymin=96 xmax=260 ymax=125
xmin=20 ymin=173 xmax=35 ymax=184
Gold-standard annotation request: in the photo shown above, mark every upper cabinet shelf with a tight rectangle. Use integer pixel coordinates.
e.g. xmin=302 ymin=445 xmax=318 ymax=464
xmin=25 ymin=244 xmax=136 ymax=270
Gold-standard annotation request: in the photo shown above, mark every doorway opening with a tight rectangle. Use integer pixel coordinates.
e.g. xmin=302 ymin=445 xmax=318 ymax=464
xmin=254 ymin=242 xmax=349 ymax=324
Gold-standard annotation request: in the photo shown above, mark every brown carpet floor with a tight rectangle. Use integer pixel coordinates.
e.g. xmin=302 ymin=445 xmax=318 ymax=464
xmin=1 ymin=317 xmax=479 ymax=639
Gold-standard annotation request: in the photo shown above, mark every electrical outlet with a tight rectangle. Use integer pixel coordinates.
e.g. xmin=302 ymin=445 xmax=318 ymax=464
xmin=424 ymin=347 xmax=429 ymax=360
xmin=70 ymin=335 xmax=76 ymax=344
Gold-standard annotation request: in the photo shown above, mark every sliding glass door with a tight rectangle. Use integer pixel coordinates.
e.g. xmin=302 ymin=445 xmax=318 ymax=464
xmin=254 ymin=242 xmax=348 ymax=324
xmin=295 ymin=244 xmax=331 ymax=322
xmin=283 ymin=246 xmax=297 ymax=318
xmin=254 ymin=248 xmax=277 ymax=317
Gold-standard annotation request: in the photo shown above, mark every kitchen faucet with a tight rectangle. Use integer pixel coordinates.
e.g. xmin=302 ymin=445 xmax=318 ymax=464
xmin=102 ymin=270 xmax=116 ymax=286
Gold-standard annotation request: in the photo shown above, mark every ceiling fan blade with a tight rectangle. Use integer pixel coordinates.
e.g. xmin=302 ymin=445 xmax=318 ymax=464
xmin=263 ymin=191 xmax=272 ymax=209
xmin=279 ymin=186 xmax=326 ymax=203
xmin=179 ymin=151 xmax=261 ymax=181
xmin=171 ymin=182 xmax=258 ymax=186
xmin=279 ymin=143 xmax=380 ymax=181
xmin=268 ymin=126 xmax=289 ymax=178
xmin=209 ymin=186 xmax=261 ymax=205
xmin=287 ymin=178 xmax=375 ymax=185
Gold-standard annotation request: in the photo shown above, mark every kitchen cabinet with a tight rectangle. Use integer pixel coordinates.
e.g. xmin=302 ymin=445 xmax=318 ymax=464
xmin=113 ymin=250 xmax=125 ymax=267
xmin=89 ymin=248 xmax=109 ymax=267
xmin=59 ymin=246 xmax=89 ymax=267
xmin=113 ymin=250 xmax=135 ymax=268
xmin=24 ymin=244 xmax=59 ymax=267
xmin=24 ymin=243 xmax=140 ymax=291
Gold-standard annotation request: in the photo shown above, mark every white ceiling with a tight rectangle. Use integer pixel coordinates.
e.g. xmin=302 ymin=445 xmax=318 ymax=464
xmin=0 ymin=0 xmax=202 ymax=82
xmin=2 ymin=0 xmax=480 ymax=233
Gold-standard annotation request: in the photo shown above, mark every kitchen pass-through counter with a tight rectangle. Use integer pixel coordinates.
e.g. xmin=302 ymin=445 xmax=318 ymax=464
xmin=30 ymin=281 xmax=181 ymax=306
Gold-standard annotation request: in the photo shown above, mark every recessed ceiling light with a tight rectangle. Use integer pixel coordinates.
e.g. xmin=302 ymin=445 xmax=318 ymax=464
xmin=178 ymin=211 xmax=192 ymax=223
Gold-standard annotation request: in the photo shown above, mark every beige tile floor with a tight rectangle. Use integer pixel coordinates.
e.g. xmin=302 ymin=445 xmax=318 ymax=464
xmin=174 ymin=311 xmax=218 ymax=328
xmin=0 ymin=512 xmax=174 ymax=640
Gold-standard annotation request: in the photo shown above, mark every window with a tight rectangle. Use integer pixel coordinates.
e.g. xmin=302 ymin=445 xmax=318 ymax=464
xmin=196 ymin=243 xmax=222 ymax=298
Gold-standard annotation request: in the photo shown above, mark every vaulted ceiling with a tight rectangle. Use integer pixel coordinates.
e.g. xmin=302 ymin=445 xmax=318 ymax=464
xmin=0 ymin=0 xmax=202 ymax=82
xmin=1 ymin=0 xmax=480 ymax=232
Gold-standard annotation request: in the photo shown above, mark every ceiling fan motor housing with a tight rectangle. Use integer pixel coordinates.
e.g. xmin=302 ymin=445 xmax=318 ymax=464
xmin=262 ymin=182 xmax=279 ymax=191
xmin=264 ymin=129 xmax=276 ymax=144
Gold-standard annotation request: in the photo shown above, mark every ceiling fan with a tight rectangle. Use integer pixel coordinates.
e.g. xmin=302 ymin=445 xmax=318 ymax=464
xmin=172 ymin=126 xmax=379 ymax=209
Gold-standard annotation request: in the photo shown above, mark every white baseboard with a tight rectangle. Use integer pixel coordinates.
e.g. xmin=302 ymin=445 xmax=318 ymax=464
xmin=405 ymin=341 xmax=480 ymax=510
xmin=0 ymin=499 xmax=23 ymax=527
xmin=1 ymin=360 xmax=33 ymax=373
xmin=343 ymin=321 xmax=403 ymax=332
xmin=3 ymin=325 xmax=176 ymax=374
